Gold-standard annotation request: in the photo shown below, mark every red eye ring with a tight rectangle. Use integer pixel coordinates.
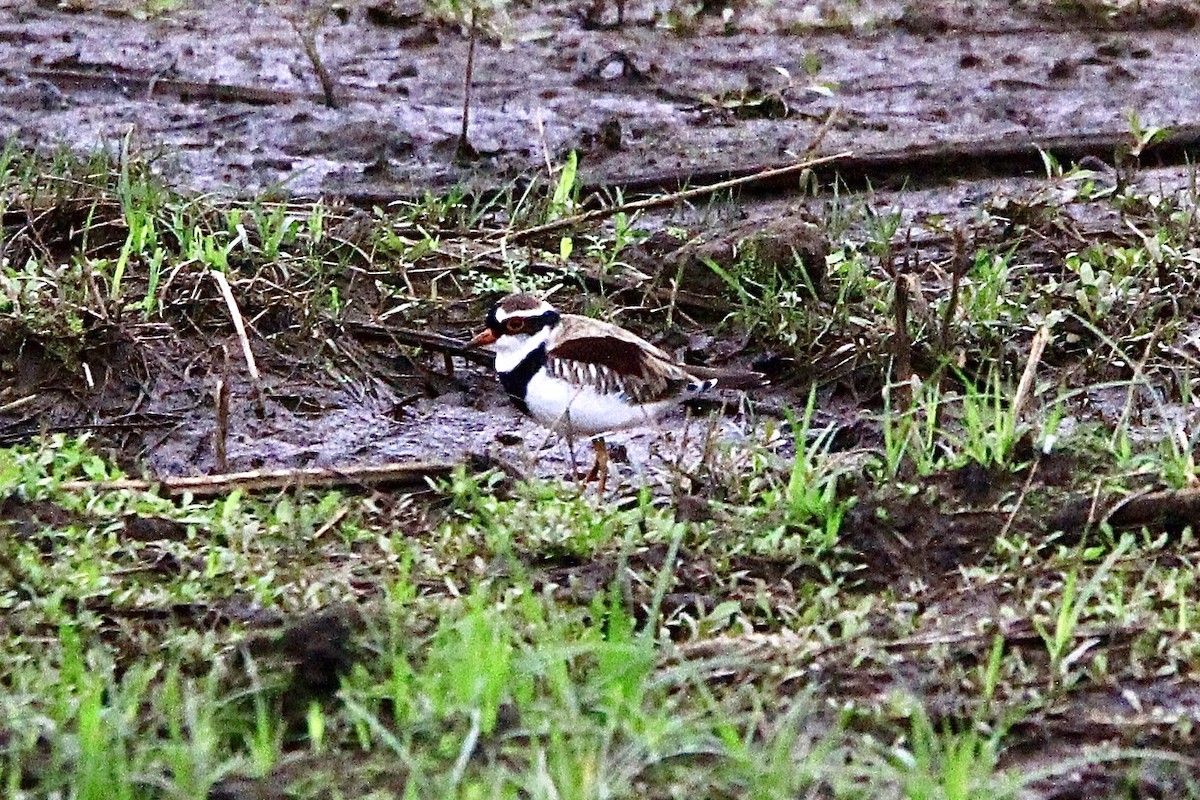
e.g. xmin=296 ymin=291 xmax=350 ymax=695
xmin=505 ymin=318 xmax=526 ymax=333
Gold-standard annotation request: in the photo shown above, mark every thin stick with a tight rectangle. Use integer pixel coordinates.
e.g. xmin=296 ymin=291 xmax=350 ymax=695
xmin=799 ymin=106 xmax=841 ymax=158
xmin=1011 ymin=324 xmax=1051 ymax=422
xmin=345 ymin=321 xmax=495 ymax=366
xmin=60 ymin=461 xmax=458 ymax=498
xmin=312 ymin=503 xmax=351 ymax=539
xmin=209 ymin=269 xmax=265 ymax=415
xmin=213 ymin=378 xmax=229 ymax=473
xmin=456 ymin=7 xmax=478 ymax=160
xmin=502 ymin=151 xmax=851 ymax=243
xmin=997 ymin=459 xmax=1039 ymax=542
xmin=0 ymin=394 xmax=37 ymax=414
xmin=534 ymin=109 xmax=554 ymax=176
xmin=889 ymin=246 xmax=914 ymax=408
xmin=299 ymin=27 xmax=338 ymax=109
xmin=939 ymin=270 xmax=961 ymax=355
xmin=939 ymin=228 xmax=969 ymax=355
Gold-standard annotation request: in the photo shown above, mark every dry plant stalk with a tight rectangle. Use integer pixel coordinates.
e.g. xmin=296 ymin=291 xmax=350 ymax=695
xmin=1011 ymin=324 xmax=1051 ymax=423
xmin=281 ymin=0 xmax=339 ymax=108
xmin=300 ymin=28 xmax=339 ymax=109
xmin=213 ymin=377 xmax=229 ymax=473
xmin=61 ymin=461 xmax=458 ymax=498
xmin=504 ymin=151 xmax=851 ymax=243
xmin=209 ymin=270 xmax=265 ymax=416
xmin=345 ymin=321 xmax=496 ymax=366
xmin=456 ymin=7 xmax=479 ymax=161
xmin=888 ymin=245 xmax=914 ymax=407
xmin=939 ymin=227 xmax=970 ymax=356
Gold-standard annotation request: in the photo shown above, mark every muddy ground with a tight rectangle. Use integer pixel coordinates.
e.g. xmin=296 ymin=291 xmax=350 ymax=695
xmin=3 ymin=158 xmax=1190 ymax=487
xmin=4 ymin=0 xmax=1199 ymax=481
xmin=4 ymin=0 xmax=1200 ymax=198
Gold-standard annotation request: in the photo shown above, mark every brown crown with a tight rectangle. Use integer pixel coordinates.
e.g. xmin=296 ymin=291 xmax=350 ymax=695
xmin=497 ymin=293 xmax=545 ymax=313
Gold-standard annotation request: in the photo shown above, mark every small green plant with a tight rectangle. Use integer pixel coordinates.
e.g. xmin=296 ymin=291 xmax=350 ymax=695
xmin=885 ymin=704 xmax=1015 ymax=800
xmin=723 ymin=390 xmax=853 ymax=557
xmin=546 ymin=151 xmax=580 ymax=222
xmin=878 ymin=375 xmax=941 ymax=478
xmin=953 ymin=368 xmax=1023 ymax=468
xmin=703 ymin=253 xmax=822 ymax=349
xmin=1125 ymin=110 xmax=1169 ymax=159
xmin=584 ymin=207 xmax=646 ymax=277
xmin=1036 ymin=535 xmax=1131 ymax=691
xmin=958 ymin=247 xmax=1020 ymax=339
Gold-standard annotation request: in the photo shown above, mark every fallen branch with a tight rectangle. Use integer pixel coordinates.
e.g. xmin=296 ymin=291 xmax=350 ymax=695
xmin=502 ymin=151 xmax=852 ymax=243
xmin=21 ymin=67 xmax=329 ymax=106
xmin=1047 ymin=486 xmax=1200 ymax=542
xmin=587 ymin=122 xmax=1200 ymax=200
xmin=345 ymin=322 xmax=495 ymax=367
xmin=61 ymin=461 xmax=458 ymax=498
xmin=326 ymin=119 xmax=1200 ymax=217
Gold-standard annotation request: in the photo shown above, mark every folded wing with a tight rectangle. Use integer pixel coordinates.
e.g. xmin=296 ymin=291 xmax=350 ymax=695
xmin=546 ymin=335 xmax=695 ymax=404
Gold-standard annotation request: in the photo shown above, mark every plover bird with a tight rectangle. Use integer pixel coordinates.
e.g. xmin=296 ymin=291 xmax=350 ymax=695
xmin=469 ymin=293 xmax=763 ymax=490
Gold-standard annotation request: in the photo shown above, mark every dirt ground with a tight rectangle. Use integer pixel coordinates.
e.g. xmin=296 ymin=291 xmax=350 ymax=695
xmin=4 ymin=0 xmax=1200 ymax=487
xmin=4 ymin=0 xmax=1200 ymax=198
xmin=5 ymin=0 xmax=1200 ymax=525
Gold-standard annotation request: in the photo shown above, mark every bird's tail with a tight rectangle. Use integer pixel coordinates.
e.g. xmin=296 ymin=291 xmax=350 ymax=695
xmin=685 ymin=365 xmax=768 ymax=390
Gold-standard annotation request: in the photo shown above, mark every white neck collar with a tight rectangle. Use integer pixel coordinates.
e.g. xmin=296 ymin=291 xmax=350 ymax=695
xmin=493 ymin=324 xmax=554 ymax=373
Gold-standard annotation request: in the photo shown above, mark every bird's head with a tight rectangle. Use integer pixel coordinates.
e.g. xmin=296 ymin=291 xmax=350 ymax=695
xmin=470 ymin=293 xmax=562 ymax=370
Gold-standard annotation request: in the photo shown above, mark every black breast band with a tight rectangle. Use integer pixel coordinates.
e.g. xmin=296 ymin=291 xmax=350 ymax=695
xmin=498 ymin=343 xmax=547 ymax=414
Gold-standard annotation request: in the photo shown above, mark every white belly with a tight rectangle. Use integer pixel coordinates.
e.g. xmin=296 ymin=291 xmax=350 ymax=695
xmin=525 ymin=371 xmax=674 ymax=435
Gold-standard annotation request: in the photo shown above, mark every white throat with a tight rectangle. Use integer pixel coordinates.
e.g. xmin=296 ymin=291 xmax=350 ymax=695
xmin=493 ymin=324 xmax=554 ymax=373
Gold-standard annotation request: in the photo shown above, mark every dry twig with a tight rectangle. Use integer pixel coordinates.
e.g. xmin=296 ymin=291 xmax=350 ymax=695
xmin=456 ymin=8 xmax=479 ymax=161
xmin=61 ymin=461 xmax=458 ymax=498
xmin=345 ymin=322 xmax=495 ymax=366
xmin=502 ymin=151 xmax=851 ymax=244
xmin=1011 ymin=324 xmax=1051 ymax=422
xmin=209 ymin=270 xmax=265 ymax=415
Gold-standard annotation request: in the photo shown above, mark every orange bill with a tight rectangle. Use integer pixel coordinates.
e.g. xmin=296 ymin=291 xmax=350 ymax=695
xmin=469 ymin=329 xmax=497 ymax=347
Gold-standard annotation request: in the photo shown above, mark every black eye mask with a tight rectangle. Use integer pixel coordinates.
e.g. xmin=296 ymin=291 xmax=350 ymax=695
xmin=489 ymin=308 xmax=561 ymax=338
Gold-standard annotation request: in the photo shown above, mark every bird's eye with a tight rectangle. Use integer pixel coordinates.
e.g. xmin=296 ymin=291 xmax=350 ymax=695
xmin=505 ymin=318 xmax=526 ymax=334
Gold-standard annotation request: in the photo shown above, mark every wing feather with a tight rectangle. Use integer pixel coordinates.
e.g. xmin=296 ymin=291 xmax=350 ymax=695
xmin=544 ymin=313 xmax=768 ymax=404
xmin=546 ymin=333 xmax=693 ymax=404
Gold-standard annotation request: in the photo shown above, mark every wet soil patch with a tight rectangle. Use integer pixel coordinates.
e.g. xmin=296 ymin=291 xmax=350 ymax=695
xmin=841 ymin=493 xmax=1008 ymax=586
xmin=0 ymin=495 xmax=86 ymax=537
xmin=1 ymin=292 xmax=770 ymax=487
xmin=6 ymin=0 xmax=1200 ymax=199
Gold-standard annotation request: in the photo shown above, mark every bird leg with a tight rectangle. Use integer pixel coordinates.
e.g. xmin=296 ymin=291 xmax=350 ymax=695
xmin=583 ymin=436 xmax=610 ymax=493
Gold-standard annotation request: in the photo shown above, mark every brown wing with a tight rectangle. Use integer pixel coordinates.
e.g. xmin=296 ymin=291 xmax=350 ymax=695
xmin=546 ymin=336 xmax=694 ymax=404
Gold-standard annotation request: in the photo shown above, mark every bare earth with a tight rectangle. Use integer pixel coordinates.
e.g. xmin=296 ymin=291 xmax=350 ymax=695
xmin=3 ymin=0 xmax=1198 ymax=197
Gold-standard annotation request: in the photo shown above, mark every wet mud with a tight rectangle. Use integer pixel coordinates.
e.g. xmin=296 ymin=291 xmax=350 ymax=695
xmin=3 ymin=0 xmax=1200 ymax=198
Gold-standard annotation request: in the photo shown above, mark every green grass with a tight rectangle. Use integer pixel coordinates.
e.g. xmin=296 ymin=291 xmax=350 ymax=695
xmin=7 ymin=145 xmax=1200 ymax=797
